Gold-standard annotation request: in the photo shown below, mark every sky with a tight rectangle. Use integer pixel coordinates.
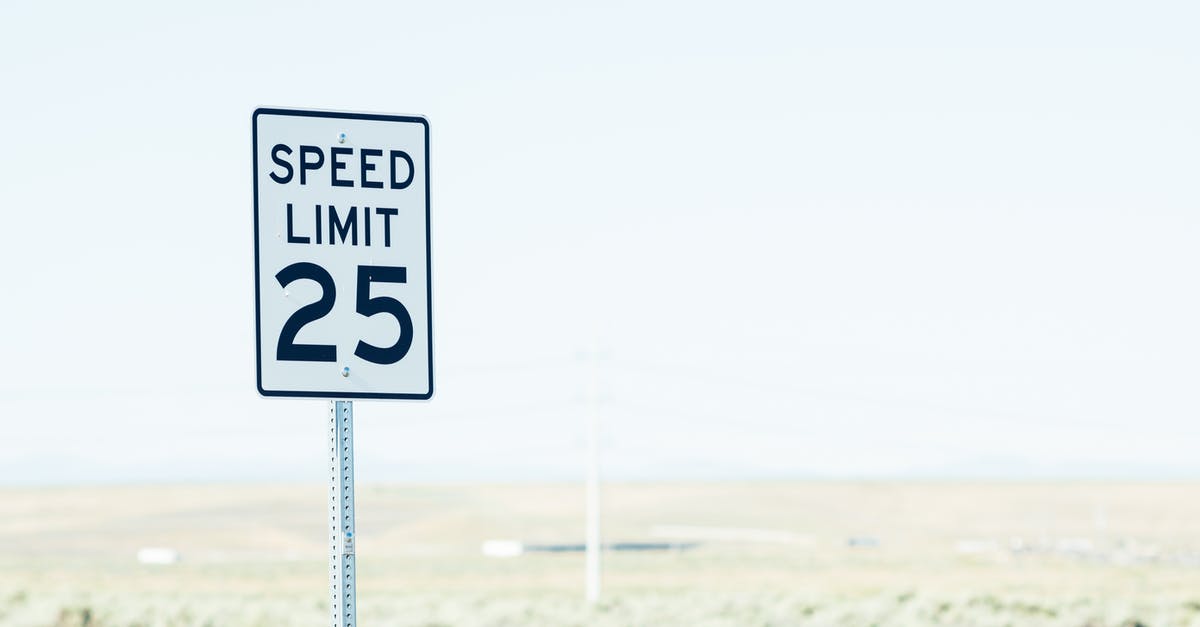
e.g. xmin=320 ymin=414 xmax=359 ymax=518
xmin=1 ymin=0 xmax=1199 ymax=484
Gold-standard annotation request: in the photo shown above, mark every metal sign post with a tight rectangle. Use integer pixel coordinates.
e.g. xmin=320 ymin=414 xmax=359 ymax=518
xmin=330 ymin=401 xmax=356 ymax=627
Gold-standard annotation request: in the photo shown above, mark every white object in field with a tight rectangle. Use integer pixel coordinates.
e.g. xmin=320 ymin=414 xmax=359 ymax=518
xmin=1055 ymin=537 xmax=1095 ymax=555
xmin=481 ymin=540 xmax=525 ymax=558
xmin=136 ymin=548 xmax=180 ymax=565
xmin=330 ymin=401 xmax=356 ymax=627
xmin=650 ymin=525 xmax=810 ymax=545
xmin=584 ymin=348 xmax=601 ymax=604
xmin=253 ymin=108 xmax=433 ymax=400
xmin=954 ymin=539 xmax=1000 ymax=555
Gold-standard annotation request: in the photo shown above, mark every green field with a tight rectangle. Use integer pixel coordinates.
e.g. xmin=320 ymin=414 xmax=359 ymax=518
xmin=3 ymin=482 xmax=1200 ymax=626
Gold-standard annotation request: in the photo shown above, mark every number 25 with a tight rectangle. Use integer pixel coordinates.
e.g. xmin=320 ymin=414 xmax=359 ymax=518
xmin=275 ymin=263 xmax=414 ymax=365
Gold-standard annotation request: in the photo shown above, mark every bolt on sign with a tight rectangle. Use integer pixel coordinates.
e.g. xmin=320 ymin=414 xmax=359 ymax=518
xmin=253 ymin=108 xmax=433 ymax=399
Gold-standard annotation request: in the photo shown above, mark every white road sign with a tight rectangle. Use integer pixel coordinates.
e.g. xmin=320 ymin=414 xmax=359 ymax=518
xmin=253 ymin=108 xmax=432 ymax=399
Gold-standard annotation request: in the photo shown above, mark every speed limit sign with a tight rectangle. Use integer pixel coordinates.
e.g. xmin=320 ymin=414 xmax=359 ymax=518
xmin=252 ymin=108 xmax=432 ymax=399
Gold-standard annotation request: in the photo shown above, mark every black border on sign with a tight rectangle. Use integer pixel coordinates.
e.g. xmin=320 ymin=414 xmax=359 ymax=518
xmin=252 ymin=107 xmax=434 ymax=400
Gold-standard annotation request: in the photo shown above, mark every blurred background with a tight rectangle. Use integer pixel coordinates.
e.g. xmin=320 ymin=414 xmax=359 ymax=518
xmin=1 ymin=1 xmax=1199 ymax=625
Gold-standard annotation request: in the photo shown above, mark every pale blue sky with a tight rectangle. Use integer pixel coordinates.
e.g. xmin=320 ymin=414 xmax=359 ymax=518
xmin=1 ymin=0 xmax=1198 ymax=483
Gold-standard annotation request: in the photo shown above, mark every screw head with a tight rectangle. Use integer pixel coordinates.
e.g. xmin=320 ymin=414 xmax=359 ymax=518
xmin=338 ymin=132 xmax=347 ymax=144
xmin=341 ymin=366 xmax=350 ymax=378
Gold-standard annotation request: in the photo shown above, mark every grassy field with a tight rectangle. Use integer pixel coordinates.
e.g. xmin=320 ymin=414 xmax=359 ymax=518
xmin=2 ymin=482 xmax=1200 ymax=626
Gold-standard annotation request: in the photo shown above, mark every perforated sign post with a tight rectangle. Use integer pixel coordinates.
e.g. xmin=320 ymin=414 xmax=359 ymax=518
xmin=252 ymin=107 xmax=432 ymax=627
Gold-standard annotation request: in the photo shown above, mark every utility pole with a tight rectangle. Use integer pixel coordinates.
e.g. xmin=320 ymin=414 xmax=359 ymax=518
xmin=581 ymin=343 xmax=604 ymax=605
xmin=585 ymin=362 xmax=601 ymax=604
